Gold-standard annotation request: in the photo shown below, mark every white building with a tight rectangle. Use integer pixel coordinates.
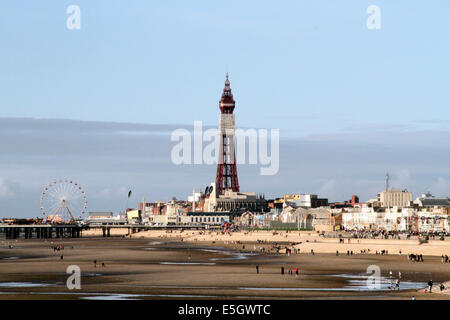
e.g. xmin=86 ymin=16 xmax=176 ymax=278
xmin=342 ymin=206 xmax=449 ymax=232
xmin=85 ymin=212 xmax=127 ymax=226
xmin=342 ymin=207 xmax=382 ymax=230
xmin=416 ymin=208 xmax=450 ymax=233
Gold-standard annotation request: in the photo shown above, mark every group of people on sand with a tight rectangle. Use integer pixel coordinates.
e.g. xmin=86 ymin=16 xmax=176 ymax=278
xmin=281 ymin=266 xmax=300 ymax=277
xmin=51 ymin=244 xmax=65 ymax=260
xmin=388 ymin=270 xmax=402 ymax=291
xmin=335 ymin=250 xmax=354 ymax=256
xmin=255 ymin=265 xmax=301 ymax=277
xmin=440 ymin=255 xmax=449 ymax=263
xmin=51 ymin=244 xmax=64 ymax=252
xmin=425 ymin=279 xmax=447 ymax=293
xmin=93 ymin=260 xmax=106 ymax=268
xmin=408 ymin=253 xmax=424 ymax=262
xmin=284 ymin=247 xmax=299 ymax=255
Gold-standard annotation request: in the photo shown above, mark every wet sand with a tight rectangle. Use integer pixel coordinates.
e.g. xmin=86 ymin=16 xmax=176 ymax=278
xmin=0 ymin=234 xmax=449 ymax=300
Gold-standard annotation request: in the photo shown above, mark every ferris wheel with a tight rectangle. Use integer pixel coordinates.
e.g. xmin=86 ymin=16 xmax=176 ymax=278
xmin=40 ymin=179 xmax=87 ymax=224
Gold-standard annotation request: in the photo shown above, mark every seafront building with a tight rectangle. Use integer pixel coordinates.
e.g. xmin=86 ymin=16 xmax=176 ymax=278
xmin=116 ymin=186 xmax=450 ymax=232
xmin=273 ymin=194 xmax=328 ymax=208
xmin=341 ymin=206 xmax=450 ymax=233
xmin=377 ymin=189 xmax=413 ymax=207
xmin=85 ymin=190 xmax=450 ymax=233
xmin=83 ymin=181 xmax=450 ymax=232
xmin=413 ymin=192 xmax=450 ymax=207
xmin=85 ymin=212 xmax=127 ymax=226
xmin=203 ymin=182 xmax=267 ymax=213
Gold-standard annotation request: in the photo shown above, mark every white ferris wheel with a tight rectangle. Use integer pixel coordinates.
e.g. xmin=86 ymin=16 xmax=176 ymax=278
xmin=40 ymin=179 xmax=87 ymax=224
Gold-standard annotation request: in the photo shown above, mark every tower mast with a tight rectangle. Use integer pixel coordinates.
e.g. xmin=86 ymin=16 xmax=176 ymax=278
xmin=386 ymin=172 xmax=390 ymax=191
xmin=215 ymin=73 xmax=240 ymax=195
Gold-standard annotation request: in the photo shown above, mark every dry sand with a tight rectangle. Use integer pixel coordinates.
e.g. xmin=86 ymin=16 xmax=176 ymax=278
xmin=130 ymin=229 xmax=450 ymax=257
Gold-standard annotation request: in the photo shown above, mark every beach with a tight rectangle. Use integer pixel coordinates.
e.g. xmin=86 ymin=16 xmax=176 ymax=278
xmin=129 ymin=229 xmax=450 ymax=257
xmin=0 ymin=230 xmax=449 ymax=300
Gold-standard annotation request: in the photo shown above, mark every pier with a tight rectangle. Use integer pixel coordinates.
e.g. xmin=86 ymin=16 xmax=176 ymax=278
xmin=0 ymin=224 xmax=83 ymax=239
xmin=0 ymin=224 xmax=207 ymax=239
xmin=91 ymin=224 xmax=208 ymax=237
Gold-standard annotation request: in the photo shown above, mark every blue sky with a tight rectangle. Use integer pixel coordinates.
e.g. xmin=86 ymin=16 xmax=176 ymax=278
xmin=1 ymin=1 xmax=449 ymax=133
xmin=0 ymin=1 xmax=449 ymax=216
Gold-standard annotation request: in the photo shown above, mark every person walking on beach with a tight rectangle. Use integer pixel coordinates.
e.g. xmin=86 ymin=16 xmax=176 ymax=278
xmin=295 ymin=267 xmax=299 ymax=277
xmin=256 ymin=265 xmax=259 ymax=274
xmin=281 ymin=266 xmax=285 ymax=275
xmin=428 ymin=279 xmax=433 ymax=293
xmin=60 ymin=255 xmax=63 ymax=260
xmin=395 ymin=279 xmax=400 ymax=291
xmin=94 ymin=260 xmax=97 ymax=268
xmin=388 ymin=270 xmax=393 ymax=288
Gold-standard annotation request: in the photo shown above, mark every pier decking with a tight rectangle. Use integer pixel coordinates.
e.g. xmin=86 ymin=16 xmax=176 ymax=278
xmin=0 ymin=224 xmax=207 ymax=239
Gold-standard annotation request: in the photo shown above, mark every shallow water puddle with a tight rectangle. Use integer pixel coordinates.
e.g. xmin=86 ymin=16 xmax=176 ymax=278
xmin=200 ymin=248 xmax=257 ymax=261
xmin=160 ymin=262 xmax=216 ymax=265
xmin=238 ymin=274 xmax=426 ymax=292
xmin=0 ymin=282 xmax=54 ymax=288
xmin=81 ymin=293 xmax=219 ymax=300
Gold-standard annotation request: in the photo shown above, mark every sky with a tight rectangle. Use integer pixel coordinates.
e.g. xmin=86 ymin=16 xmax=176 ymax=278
xmin=0 ymin=1 xmax=449 ymax=217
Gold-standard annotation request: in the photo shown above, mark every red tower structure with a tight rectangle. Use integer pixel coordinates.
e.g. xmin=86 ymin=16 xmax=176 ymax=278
xmin=215 ymin=73 xmax=240 ymax=195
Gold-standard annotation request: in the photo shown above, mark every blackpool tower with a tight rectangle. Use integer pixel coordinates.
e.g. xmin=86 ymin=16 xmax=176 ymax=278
xmin=215 ymin=73 xmax=240 ymax=195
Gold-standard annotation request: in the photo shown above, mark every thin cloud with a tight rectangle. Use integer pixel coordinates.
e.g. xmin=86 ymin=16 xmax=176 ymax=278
xmin=1 ymin=117 xmax=450 ymax=217
xmin=0 ymin=178 xmax=17 ymax=198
